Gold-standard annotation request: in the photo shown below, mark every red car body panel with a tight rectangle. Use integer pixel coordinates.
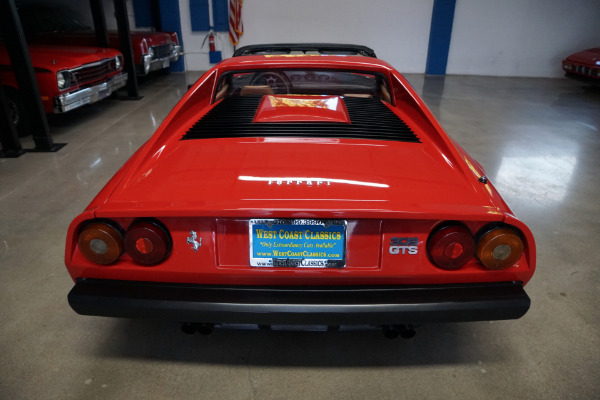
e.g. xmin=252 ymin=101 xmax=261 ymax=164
xmin=562 ymin=47 xmax=600 ymax=81
xmin=0 ymin=43 xmax=125 ymax=113
xmin=28 ymin=30 xmax=180 ymax=74
xmin=28 ymin=30 xmax=171 ymax=55
xmin=16 ymin=5 xmax=182 ymax=75
xmin=65 ymin=51 xmax=535 ymax=327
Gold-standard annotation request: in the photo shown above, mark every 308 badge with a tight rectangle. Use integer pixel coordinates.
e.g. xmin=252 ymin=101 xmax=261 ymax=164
xmin=389 ymin=237 xmax=419 ymax=255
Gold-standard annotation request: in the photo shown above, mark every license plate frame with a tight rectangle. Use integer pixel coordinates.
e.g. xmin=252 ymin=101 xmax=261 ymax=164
xmin=249 ymin=219 xmax=347 ymax=268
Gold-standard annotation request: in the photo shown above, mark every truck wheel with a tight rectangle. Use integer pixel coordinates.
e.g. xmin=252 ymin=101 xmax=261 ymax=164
xmin=4 ymin=88 xmax=30 ymax=137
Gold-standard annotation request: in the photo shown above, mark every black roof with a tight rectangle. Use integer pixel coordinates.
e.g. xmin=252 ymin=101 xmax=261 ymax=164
xmin=233 ymin=43 xmax=377 ymax=58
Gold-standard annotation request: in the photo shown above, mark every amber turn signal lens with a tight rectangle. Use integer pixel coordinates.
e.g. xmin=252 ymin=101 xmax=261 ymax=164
xmin=427 ymin=225 xmax=475 ymax=270
xmin=78 ymin=221 xmax=124 ymax=265
xmin=124 ymin=220 xmax=171 ymax=265
xmin=477 ymin=227 xmax=524 ymax=270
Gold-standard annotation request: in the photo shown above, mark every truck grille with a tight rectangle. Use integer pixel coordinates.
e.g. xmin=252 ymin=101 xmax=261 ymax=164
xmin=71 ymin=58 xmax=118 ymax=86
xmin=152 ymin=44 xmax=174 ymax=59
xmin=575 ymin=65 xmax=599 ymax=77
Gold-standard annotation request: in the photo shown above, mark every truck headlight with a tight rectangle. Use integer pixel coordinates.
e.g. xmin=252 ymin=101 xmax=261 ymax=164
xmin=143 ymin=54 xmax=152 ymax=74
xmin=115 ymin=56 xmax=122 ymax=71
xmin=57 ymin=71 xmax=71 ymax=90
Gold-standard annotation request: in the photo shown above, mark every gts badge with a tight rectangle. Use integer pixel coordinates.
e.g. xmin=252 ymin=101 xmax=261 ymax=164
xmin=389 ymin=237 xmax=419 ymax=255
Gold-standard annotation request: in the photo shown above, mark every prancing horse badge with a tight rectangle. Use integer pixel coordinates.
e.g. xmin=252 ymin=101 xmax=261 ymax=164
xmin=186 ymin=231 xmax=201 ymax=252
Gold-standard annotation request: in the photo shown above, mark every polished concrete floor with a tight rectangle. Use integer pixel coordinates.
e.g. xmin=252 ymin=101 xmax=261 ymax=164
xmin=1 ymin=72 xmax=599 ymax=399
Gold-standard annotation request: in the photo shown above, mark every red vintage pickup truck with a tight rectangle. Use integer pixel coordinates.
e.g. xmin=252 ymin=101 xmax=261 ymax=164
xmin=19 ymin=5 xmax=182 ymax=76
xmin=0 ymin=42 xmax=127 ymax=134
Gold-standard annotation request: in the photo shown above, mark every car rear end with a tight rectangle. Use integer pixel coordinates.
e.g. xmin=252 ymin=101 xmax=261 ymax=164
xmin=66 ymin=210 xmax=534 ymax=321
xmin=64 ymin=54 xmax=535 ymax=333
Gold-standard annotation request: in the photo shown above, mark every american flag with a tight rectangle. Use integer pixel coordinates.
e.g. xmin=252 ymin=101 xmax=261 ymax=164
xmin=228 ymin=0 xmax=244 ymax=46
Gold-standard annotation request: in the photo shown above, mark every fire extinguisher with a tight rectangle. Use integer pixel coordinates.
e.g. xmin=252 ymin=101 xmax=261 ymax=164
xmin=208 ymin=33 xmax=216 ymax=52
xmin=203 ymin=30 xmax=222 ymax=64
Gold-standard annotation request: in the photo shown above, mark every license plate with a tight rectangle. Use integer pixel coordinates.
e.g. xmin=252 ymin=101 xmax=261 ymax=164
xmin=249 ymin=219 xmax=346 ymax=268
xmin=163 ymin=59 xmax=170 ymax=68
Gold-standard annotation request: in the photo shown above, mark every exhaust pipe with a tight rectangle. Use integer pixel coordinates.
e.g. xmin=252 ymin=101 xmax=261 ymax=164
xmin=181 ymin=323 xmax=213 ymax=335
xmin=195 ymin=323 xmax=213 ymax=335
xmin=399 ymin=324 xmax=416 ymax=339
xmin=181 ymin=323 xmax=195 ymax=334
xmin=383 ymin=324 xmax=416 ymax=339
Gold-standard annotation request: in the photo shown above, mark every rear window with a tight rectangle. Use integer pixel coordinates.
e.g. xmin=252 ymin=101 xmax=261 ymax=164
xmin=18 ymin=6 xmax=90 ymax=34
xmin=214 ymin=69 xmax=392 ymax=103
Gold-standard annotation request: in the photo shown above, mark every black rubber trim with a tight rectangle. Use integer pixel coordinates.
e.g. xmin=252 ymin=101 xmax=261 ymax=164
xmin=68 ymin=279 xmax=530 ymax=325
xmin=233 ymin=43 xmax=377 ymax=58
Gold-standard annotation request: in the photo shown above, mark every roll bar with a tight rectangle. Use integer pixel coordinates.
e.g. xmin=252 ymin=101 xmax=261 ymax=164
xmin=233 ymin=43 xmax=377 ymax=58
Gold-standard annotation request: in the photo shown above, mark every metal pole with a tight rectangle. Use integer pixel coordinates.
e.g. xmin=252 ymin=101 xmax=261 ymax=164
xmin=0 ymin=0 xmax=64 ymax=152
xmin=151 ymin=0 xmax=162 ymax=31
xmin=90 ymin=0 xmax=110 ymax=48
xmin=113 ymin=0 xmax=141 ymax=99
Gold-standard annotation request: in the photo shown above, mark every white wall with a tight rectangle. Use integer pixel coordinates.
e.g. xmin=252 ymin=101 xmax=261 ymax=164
xmin=178 ymin=0 xmax=223 ymax=71
xmin=179 ymin=0 xmax=434 ymax=73
xmin=447 ymin=0 xmax=600 ymax=77
xmin=20 ymin=0 xmax=600 ymax=77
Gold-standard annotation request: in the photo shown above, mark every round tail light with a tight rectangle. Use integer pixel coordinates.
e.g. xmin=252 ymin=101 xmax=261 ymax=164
xmin=476 ymin=227 xmax=524 ymax=270
xmin=427 ymin=224 xmax=475 ymax=270
xmin=124 ymin=220 xmax=172 ymax=265
xmin=78 ymin=221 xmax=124 ymax=265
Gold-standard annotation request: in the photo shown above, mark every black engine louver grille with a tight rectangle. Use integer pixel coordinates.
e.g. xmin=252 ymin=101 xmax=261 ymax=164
xmin=182 ymin=96 xmax=420 ymax=143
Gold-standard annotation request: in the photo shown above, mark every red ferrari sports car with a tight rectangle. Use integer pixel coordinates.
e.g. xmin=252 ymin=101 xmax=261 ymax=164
xmin=65 ymin=44 xmax=536 ymax=337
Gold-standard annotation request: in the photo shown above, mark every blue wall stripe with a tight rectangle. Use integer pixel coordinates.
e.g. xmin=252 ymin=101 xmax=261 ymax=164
xmin=158 ymin=0 xmax=185 ymax=72
xmin=213 ymin=0 xmax=229 ymax=32
xmin=426 ymin=0 xmax=456 ymax=75
xmin=189 ymin=0 xmax=210 ymax=31
xmin=132 ymin=0 xmax=153 ymax=27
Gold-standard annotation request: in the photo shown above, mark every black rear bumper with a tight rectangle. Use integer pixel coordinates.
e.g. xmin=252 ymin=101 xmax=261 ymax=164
xmin=68 ymin=279 xmax=530 ymax=325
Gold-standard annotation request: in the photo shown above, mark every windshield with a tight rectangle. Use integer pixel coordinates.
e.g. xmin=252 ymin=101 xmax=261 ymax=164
xmin=215 ymin=69 xmax=392 ymax=103
xmin=18 ymin=6 xmax=90 ymax=34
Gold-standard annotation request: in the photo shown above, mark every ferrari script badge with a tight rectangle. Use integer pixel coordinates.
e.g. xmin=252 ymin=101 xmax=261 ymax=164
xmin=268 ymin=179 xmax=331 ymax=186
xmin=186 ymin=231 xmax=202 ymax=252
